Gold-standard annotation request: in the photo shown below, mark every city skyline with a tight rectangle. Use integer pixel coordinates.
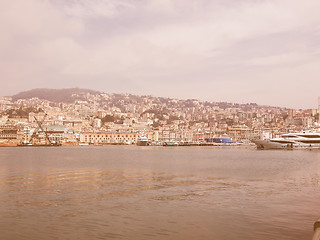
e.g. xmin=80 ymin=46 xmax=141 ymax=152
xmin=1 ymin=0 xmax=320 ymax=109
xmin=1 ymin=86 xmax=318 ymax=147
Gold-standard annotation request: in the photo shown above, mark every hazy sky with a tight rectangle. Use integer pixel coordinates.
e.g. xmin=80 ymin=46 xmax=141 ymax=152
xmin=1 ymin=0 xmax=320 ymax=108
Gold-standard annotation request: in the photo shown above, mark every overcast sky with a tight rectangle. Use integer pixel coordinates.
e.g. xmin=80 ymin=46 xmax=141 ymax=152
xmin=1 ymin=0 xmax=320 ymax=109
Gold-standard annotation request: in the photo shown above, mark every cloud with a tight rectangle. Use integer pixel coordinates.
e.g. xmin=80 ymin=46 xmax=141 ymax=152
xmin=1 ymin=0 xmax=320 ymax=108
xmin=55 ymin=0 xmax=135 ymax=19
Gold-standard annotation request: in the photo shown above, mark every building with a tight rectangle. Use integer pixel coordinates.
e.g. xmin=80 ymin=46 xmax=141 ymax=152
xmin=80 ymin=132 xmax=139 ymax=144
xmin=93 ymin=118 xmax=102 ymax=128
xmin=0 ymin=125 xmax=23 ymax=143
xmin=318 ymin=96 xmax=320 ymax=120
xmin=29 ymin=112 xmax=46 ymax=123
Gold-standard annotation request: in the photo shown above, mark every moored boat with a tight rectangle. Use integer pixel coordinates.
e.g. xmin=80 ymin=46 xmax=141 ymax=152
xmin=137 ymin=136 xmax=149 ymax=146
xmin=0 ymin=143 xmax=18 ymax=147
xmin=17 ymin=143 xmax=62 ymax=147
xmin=163 ymin=141 xmax=178 ymax=146
xmin=251 ymin=129 xmax=320 ymax=149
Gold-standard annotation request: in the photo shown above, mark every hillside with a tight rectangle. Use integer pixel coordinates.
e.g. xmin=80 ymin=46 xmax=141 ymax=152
xmin=10 ymin=88 xmax=274 ymax=112
xmin=12 ymin=88 xmax=101 ymax=103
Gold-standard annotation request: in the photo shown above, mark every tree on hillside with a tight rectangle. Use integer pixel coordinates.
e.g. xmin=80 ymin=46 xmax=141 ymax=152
xmin=101 ymin=115 xmax=115 ymax=123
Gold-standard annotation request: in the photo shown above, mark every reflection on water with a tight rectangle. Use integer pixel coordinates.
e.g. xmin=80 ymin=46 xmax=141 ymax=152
xmin=0 ymin=147 xmax=320 ymax=240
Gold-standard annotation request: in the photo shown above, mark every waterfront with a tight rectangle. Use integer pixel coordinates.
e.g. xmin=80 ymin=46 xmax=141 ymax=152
xmin=1 ymin=146 xmax=320 ymax=239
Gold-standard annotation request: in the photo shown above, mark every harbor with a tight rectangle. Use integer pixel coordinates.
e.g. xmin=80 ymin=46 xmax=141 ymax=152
xmin=1 ymin=0 xmax=320 ymax=239
xmin=0 ymin=146 xmax=319 ymax=240
xmin=1 ymin=90 xmax=320 ymax=152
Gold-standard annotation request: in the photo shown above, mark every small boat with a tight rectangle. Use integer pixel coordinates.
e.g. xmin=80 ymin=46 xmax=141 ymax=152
xmin=163 ymin=141 xmax=178 ymax=146
xmin=137 ymin=136 xmax=149 ymax=146
xmin=78 ymin=142 xmax=89 ymax=146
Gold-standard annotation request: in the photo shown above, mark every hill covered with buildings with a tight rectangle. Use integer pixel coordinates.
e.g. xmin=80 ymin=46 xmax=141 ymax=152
xmin=0 ymin=88 xmax=318 ymax=145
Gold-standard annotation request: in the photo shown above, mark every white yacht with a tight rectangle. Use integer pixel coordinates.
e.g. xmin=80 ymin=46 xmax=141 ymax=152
xmin=251 ymin=129 xmax=320 ymax=149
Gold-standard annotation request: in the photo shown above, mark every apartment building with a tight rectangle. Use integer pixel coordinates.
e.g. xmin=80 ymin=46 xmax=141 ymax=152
xmin=80 ymin=132 xmax=139 ymax=144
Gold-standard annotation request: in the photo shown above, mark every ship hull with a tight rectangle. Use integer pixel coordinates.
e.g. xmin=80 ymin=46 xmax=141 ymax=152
xmin=251 ymin=139 xmax=320 ymax=150
xmin=251 ymin=139 xmax=288 ymax=149
xmin=17 ymin=144 xmax=62 ymax=147
xmin=0 ymin=144 xmax=18 ymax=147
xmin=163 ymin=142 xmax=178 ymax=146
xmin=136 ymin=141 xmax=148 ymax=146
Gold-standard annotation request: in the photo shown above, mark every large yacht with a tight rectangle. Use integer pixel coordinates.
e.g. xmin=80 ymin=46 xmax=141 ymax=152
xmin=251 ymin=129 xmax=320 ymax=149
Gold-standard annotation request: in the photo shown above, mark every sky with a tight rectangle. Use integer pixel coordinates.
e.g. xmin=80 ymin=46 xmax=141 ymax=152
xmin=1 ymin=0 xmax=320 ymax=109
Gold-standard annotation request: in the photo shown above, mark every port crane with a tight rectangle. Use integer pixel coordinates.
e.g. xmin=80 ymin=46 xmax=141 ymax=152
xmin=28 ymin=114 xmax=55 ymax=145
